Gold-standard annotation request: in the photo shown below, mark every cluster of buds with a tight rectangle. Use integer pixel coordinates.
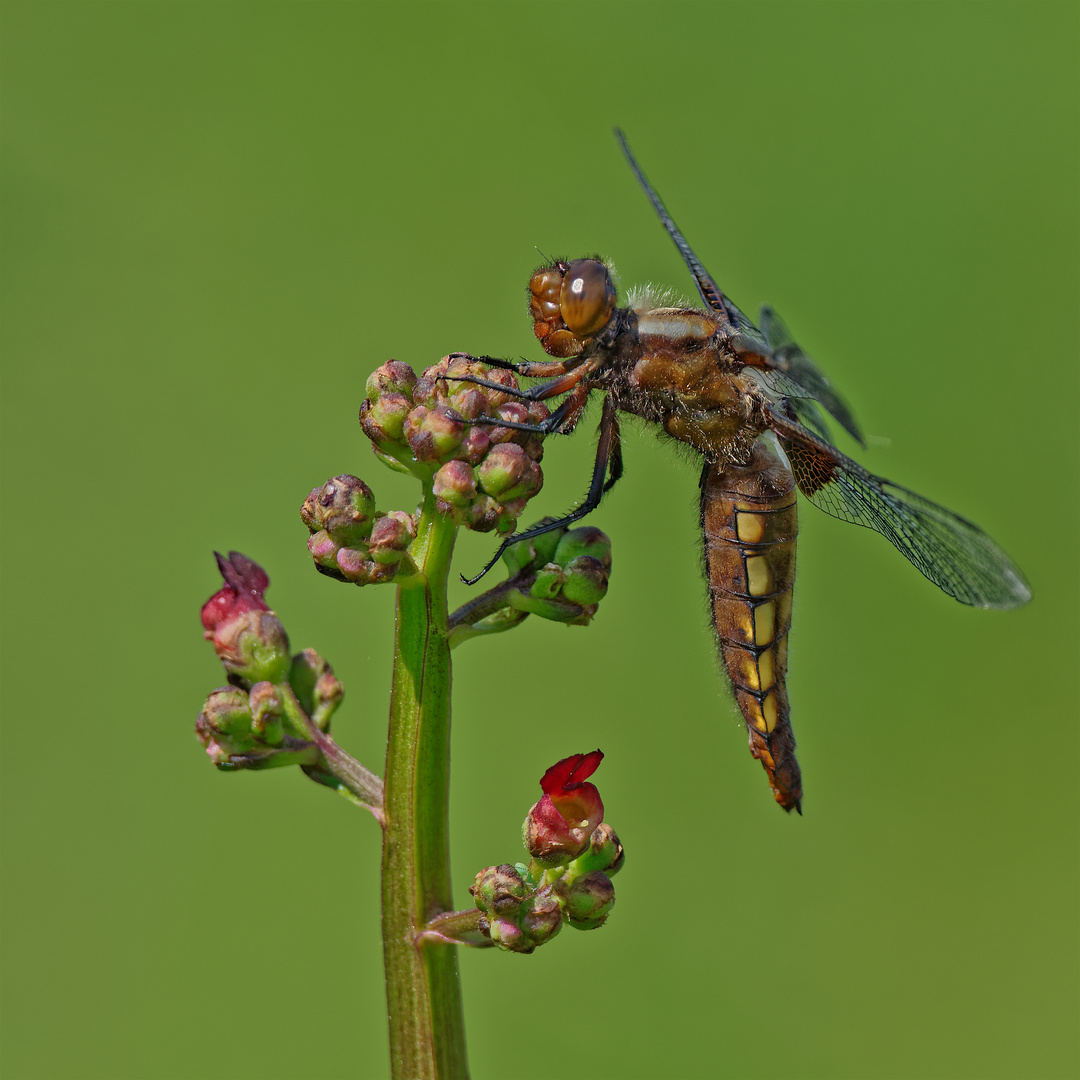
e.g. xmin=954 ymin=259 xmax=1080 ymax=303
xmin=448 ymin=524 xmax=613 ymax=645
xmin=302 ymin=475 xmax=417 ymax=585
xmin=196 ymin=552 xmax=343 ymax=770
xmin=469 ymin=751 xmax=623 ymax=953
xmin=360 ymin=355 xmax=548 ymax=535
xmin=500 ymin=523 xmax=611 ymax=621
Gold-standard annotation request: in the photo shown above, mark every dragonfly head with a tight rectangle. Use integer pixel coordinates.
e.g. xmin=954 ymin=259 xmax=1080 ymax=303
xmin=528 ymin=258 xmax=616 ymax=357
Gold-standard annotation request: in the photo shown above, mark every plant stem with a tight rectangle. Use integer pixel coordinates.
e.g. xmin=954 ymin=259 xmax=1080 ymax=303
xmin=382 ymin=488 xmax=468 ymax=1080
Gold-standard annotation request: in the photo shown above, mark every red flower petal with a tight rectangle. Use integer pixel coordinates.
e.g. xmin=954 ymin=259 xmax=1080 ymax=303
xmin=200 ymin=551 xmax=271 ymax=635
xmin=539 ymin=749 xmax=603 ymax=796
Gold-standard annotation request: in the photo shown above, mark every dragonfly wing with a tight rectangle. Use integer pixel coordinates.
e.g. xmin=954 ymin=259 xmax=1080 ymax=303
xmin=616 ymin=129 xmax=758 ymax=334
xmin=759 ymin=306 xmax=865 ymax=447
xmin=764 ymin=403 xmax=1031 ymax=609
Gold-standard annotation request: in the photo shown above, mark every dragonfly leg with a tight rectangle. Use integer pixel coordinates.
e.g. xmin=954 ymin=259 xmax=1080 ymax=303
xmin=443 ymin=357 xmax=595 ymax=403
xmin=461 ymin=394 xmax=618 ymax=585
xmin=603 ymin=411 xmax=623 ymax=493
xmin=452 ymin=381 xmax=591 ymax=437
xmin=464 ymin=354 xmax=581 ymax=379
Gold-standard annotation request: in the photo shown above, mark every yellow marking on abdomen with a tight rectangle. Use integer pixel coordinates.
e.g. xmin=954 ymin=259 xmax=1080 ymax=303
xmin=745 ymin=555 xmax=772 ymax=595
xmin=762 ymin=691 xmax=778 ymax=733
xmin=742 ymin=689 xmax=779 ymax=734
xmin=736 ymin=512 xmax=765 ymax=543
xmin=758 ymin=646 xmax=775 ymax=690
xmin=754 ymin=600 xmax=775 ymax=646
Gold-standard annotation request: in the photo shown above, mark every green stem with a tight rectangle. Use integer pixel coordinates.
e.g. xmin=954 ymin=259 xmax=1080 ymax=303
xmin=382 ymin=488 xmax=469 ymax=1080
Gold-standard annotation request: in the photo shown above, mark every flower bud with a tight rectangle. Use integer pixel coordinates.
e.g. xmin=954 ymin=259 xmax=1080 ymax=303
xmin=195 ymin=687 xmax=255 ymax=763
xmin=520 ymin=885 xmax=563 ymax=947
xmin=432 ymin=460 xmax=478 ymax=509
xmin=455 ymin=426 xmax=491 ymax=466
xmin=469 ymin=865 xmax=564 ymax=953
xmin=471 ymin=864 xmax=529 ymax=914
xmin=477 ymin=443 xmax=542 ymax=501
xmin=500 ymin=519 xmax=567 ymax=575
xmin=195 ymin=686 xmax=319 ymax=772
xmin=200 ymin=552 xmax=290 ymax=687
xmin=558 ymin=556 xmax=609 ymax=606
xmin=366 ymin=359 xmax=418 ymax=400
xmin=307 ymin=530 xmax=340 ymax=571
xmin=554 ymin=526 xmax=612 ymax=569
xmin=561 ymin=871 xmax=615 ymax=930
xmin=368 ymin=511 xmax=417 ymax=565
xmin=570 ymin=823 xmax=625 ymax=877
xmin=334 ymin=547 xmax=399 ymax=585
xmin=288 ymin=649 xmax=342 ymax=732
xmin=247 ymin=681 xmax=285 ymax=745
xmin=404 ymin=405 xmax=466 ymax=462
xmin=301 ymin=476 xmax=417 ymax=586
xmin=523 ymin=751 xmax=605 ymax=863
xmin=354 ymin=355 xmax=552 ymax=534
xmin=301 ymin=475 xmax=376 ymax=546
xmin=361 ymin=392 xmax=413 ymax=446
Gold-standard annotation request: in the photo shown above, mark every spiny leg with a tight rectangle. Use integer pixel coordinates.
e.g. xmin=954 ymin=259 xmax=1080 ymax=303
xmin=461 ymin=395 xmax=619 ymax=585
xmin=464 ymin=354 xmax=584 ymax=379
xmin=603 ymin=413 xmax=623 ymax=493
xmin=442 ymin=356 xmax=597 ymax=404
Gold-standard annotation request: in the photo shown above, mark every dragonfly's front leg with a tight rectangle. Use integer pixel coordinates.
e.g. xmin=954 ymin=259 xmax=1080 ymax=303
xmin=441 ymin=354 xmax=594 ymax=404
xmin=462 ymin=353 xmax=584 ymax=379
xmin=461 ymin=394 xmax=619 ymax=585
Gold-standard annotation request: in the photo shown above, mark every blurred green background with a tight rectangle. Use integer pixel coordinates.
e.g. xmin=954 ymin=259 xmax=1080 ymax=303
xmin=2 ymin=3 xmax=1076 ymax=1078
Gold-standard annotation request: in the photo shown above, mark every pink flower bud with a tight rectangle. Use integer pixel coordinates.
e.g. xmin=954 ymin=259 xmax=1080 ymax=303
xmin=365 ymin=360 xmax=417 ymax=400
xmin=523 ymin=750 xmax=605 ymax=861
xmin=200 ymin=553 xmax=290 ymax=686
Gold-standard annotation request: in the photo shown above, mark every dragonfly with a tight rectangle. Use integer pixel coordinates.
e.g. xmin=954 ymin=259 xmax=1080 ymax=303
xmin=455 ymin=129 xmax=1031 ymax=812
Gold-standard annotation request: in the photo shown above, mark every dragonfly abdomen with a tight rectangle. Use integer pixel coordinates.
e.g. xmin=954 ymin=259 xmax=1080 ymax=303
xmin=700 ymin=442 xmax=802 ymax=812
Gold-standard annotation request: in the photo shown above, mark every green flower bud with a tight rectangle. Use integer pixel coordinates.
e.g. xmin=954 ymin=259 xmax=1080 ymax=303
xmin=357 ymin=355 xmax=549 ymax=536
xmin=477 ymin=443 xmax=542 ymax=501
xmin=560 ymin=871 xmax=615 ymax=930
xmin=288 ymin=649 xmax=342 ymax=733
xmin=500 ymin=520 xmax=567 ymax=575
xmin=529 ymin=564 xmax=566 ymax=599
xmin=446 ymin=385 xmax=487 ymax=420
xmin=195 ymin=686 xmax=319 ymax=772
xmin=216 ymin=609 xmax=291 ymax=686
xmin=554 ymin=526 xmax=612 ymax=569
xmin=247 ymin=681 xmax=285 ymax=746
xmin=360 ymin=392 xmax=412 ymax=447
xmin=196 ymin=687 xmax=255 ymax=762
xmin=433 ymin=460 xmax=478 ymax=509
xmin=558 ymin=556 xmax=609 ymax=606
xmin=334 ymin=546 xmax=398 ymax=585
xmin=569 ymin=823 xmax=624 ymax=878
xmin=365 ymin=359 xmax=418 ymax=400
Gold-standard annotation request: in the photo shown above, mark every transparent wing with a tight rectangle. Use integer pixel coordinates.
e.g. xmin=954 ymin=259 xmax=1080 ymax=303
xmin=617 ymin=130 xmax=865 ymax=446
xmin=616 ymin=128 xmax=761 ymax=337
xmin=765 ymin=404 xmax=1031 ymax=609
xmin=758 ymin=306 xmax=865 ymax=447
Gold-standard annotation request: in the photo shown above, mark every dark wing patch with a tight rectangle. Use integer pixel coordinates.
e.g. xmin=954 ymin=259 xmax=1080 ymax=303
xmin=765 ymin=404 xmax=1031 ymax=609
xmin=758 ymin=306 xmax=865 ymax=447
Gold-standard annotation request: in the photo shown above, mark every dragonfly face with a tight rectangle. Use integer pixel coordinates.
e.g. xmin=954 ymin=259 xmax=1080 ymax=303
xmin=459 ymin=131 xmax=1031 ymax=812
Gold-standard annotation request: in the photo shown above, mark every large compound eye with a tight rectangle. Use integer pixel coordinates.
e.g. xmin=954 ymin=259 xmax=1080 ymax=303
xmin=559 ymin=259 xmax=616 ymax=338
